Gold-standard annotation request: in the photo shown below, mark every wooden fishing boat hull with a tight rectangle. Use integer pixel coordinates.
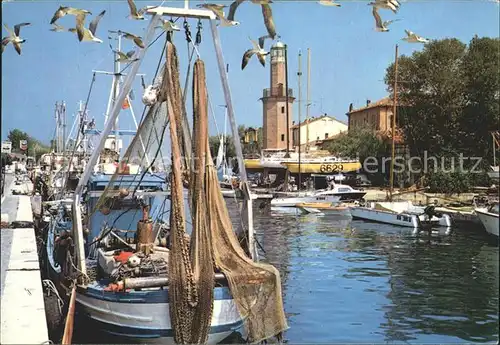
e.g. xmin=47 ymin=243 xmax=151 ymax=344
xmin=244 ymin=159 xmax=264 ymax=170
xmin=75 ymin=283 xmax=243 ymax=343
xmin=281 ymin=162 xmax=361 ymax=174
xmin=475 ymin=208 xmax=499 ymax=237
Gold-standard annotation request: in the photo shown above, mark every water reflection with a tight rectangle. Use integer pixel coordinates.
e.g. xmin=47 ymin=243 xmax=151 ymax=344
xmin=254 ymin=211 xmax=499 ymax=343
xmin=76 ymin=203 xmax=498 ymax=344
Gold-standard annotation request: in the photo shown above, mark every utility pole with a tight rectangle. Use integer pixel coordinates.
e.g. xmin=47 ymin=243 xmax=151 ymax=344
xmin=389 ymin=44 xmax=399 ymax=202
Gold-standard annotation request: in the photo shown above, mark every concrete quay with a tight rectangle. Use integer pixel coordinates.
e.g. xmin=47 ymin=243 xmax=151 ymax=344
xmin=1 ymin=173 xmax=49 ymax=344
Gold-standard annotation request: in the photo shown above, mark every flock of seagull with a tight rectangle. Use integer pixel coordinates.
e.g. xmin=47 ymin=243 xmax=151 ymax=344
xmin=2 ymin=0 xmax=179 ymax=57
xmin=196 ymin=0 xmax=430 ymax=70
xmin=3 ymin=0 xmax=430 ymax=68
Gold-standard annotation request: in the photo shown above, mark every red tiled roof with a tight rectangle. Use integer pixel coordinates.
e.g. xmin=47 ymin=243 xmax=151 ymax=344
xmin=348 ymin=97 xmax=393 ymax=115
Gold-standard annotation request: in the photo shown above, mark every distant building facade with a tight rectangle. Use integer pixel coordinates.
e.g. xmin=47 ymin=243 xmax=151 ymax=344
xmin=243 ymin=127 xmax=259 ymax=144
xmin=260 ymin=41 xmax=295 ymax=150
xmin=291 ymin=114 xmax=348 ymax=149
xmin=347 ymin=97 xmax=394 ymax=133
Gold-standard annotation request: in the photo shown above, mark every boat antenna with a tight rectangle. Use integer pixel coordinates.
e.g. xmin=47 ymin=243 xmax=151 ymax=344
xmin=389 ymin=44 xmax=399 ymax=202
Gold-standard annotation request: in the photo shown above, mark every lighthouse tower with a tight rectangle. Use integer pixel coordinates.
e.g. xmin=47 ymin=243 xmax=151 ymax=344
xmin=260 ymin=41 xmax=295 ymax=150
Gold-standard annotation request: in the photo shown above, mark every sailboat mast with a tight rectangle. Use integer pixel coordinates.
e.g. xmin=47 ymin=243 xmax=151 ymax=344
xmin=306 ymin=48 xmax=311 ymax=153
xmin=297 ymin=50 xmax=302 ymax=190
xmin=493 ymin=132 xmax=497 ymax=167
xmin=284 ymin=43 xmax=290 ymax=158
xmin=223 ymin=105 xmax=227 ymax=177
xmin=389 ymin=44 xmax=399 ymax=202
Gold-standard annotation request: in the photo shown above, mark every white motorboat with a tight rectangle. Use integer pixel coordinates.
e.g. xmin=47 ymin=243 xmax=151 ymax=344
xmin=350 ymin=201 xmax=452 ymax=229
xmin=322 ymin=183 xmax=366 ymax=201
xmin=475 ymin=202 xmax=499 ymax=237
xmin=270 ymin=189 xmax=341 ymax=207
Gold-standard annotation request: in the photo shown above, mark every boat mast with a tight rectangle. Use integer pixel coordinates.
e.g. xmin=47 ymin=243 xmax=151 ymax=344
xmin=62 ymin=101 xmax=67 ymax=153
xmin=113 ymin=34 xmax=121 ymax=155
xmin=223 ymin=105 xmax=227 ymax=177
xmin=72 ymin=17 xmax=161 ymax=276
xmin=306 ymin=48 xmax=311 ymax=153
xmin=389 ymin=44 xmax=399 ymax=202
xmin=284 ymin=43 xmax=291 ymax=159
xmin=210 ymin=19 xmax=257 ymax=260
xmin=493 ymin=132 xmax=497 ymax=167
xmin=297 ymin=50 xmax=302 ymax=190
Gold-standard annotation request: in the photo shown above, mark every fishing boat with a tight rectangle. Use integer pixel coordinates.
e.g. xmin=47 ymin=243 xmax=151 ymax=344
xmin=475 ymin=202 xmax=499 ymax=237
xmin=42 ymin=8 xmax=286 ymax=344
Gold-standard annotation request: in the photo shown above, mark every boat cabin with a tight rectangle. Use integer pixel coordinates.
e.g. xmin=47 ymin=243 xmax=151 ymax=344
xmin=85 ymin=173 xmax=168 ymax=242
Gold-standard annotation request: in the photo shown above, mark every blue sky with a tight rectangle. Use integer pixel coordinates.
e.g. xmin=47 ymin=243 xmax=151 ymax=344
xmin=1 ymin=0 xmax=499 ymax=146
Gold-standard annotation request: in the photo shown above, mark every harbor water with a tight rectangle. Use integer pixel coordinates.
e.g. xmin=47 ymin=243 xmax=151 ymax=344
xmin=74 ymin=199 xmax=499 ymax=344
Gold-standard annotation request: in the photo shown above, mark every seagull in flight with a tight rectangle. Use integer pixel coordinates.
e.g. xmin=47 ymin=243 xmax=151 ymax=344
xmin=197 ymin=4 xmax=240 ymax=27
xmin=50 ymin=6 xmax=91 ymax=25
xmin=121 ymin=31 xmax=145 ymax=48
xmin=69 ymin=10 xmax=106 ymax=43
xmin=50 ymin=23 xmax=67 ymax=32
xmin=227 ymin=0 xmax=273 ymax=22
xmin=402 ymin=29 xmax=429 ymax=43
xmin=156 ymin=18 xmax=181 ymax=32
xmin=368 ymin=0 xmax=400 ymax=14
xmin=126 ymin=0 xmax=157 ymax=20
xmin=242 ymin=36 xmax=269 ymax=70
xmin=2 ymin=22 xmax=30 ymax=55
xmin=372 ymin=7 xmax=400 ymax=32
xmin=261 ymin=3 xmax=276 ymax=39
xmin=318 ymin=0 xmax=341 ymax=7
xmin=110 ymin=45 xmax=138 ymax=63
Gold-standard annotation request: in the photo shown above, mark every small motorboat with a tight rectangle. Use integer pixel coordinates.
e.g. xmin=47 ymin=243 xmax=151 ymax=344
xmin=475 ymin=202 xmax=499 ymax=237
xmin=350 ymin=201 xmax=452 ymax=229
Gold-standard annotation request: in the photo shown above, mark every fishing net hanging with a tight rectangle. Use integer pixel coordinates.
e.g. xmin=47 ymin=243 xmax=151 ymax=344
xmin=165 ymin=39 xmax=288 ymax=343
xmin=167 ymin=43 xmax=215 ymax=344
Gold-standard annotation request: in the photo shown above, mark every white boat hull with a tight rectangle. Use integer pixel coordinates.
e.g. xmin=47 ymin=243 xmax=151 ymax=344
xmin=475 ymin=208 xmax=499 ymax=237
xmin=75 ymin=284 xmax=243 ymax=343
xmin=271 ymin=195 xmax=340 ymax=207
xmin=350 ymin=203 xmax=452 ymax=228
xmin=350 ymin=206 xmax=420 ymax=228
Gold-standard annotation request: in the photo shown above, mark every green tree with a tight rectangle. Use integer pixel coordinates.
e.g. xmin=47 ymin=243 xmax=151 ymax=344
xmin=323 ymin=126 xmax=389 ymax=163
xmin=7 ymin=129 xmax=30 ymax=152
xmin=323 ymin=126 xmax=390 ymax=184
xmin=208 ymin=135 xmax=236 ymax=161
xmin=6 ymin=129 xmax=51 ymax=160
xmin=459 ymin=36 xmax=500 ymax=166
xmin=385 ymin=39 xmax=468 ymax=159
xmin=384 ymin=37 xmax=499 ymax=169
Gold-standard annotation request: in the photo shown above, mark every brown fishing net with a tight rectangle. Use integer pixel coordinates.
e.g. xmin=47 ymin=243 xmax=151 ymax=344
xmin=167 ymin=41 xmax=287 ymax=343
xmin=167 ymin=44 xmax=214 ymax=344
xmin=205 ymin=135 xmax=289 ymax=344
